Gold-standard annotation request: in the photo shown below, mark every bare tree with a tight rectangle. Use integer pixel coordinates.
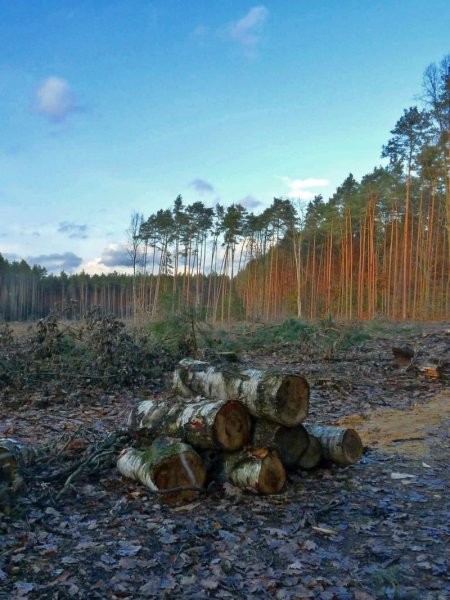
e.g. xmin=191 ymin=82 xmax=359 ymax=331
xmin=127 ymin=211 xmax=143 ymax=321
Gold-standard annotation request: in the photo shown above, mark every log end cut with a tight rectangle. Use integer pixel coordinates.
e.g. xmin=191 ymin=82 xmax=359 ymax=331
xmin=224 ymin=448 xmax=286 ymax=495
xmin=296 ymin=434 xmax=322 ymax=470
xmin=151 ymin=450 xmax=206 ymax=504
xmin=214 ymin=400 xmax=251 ymax=451
xmin=339 ymin=428 xmax=363 ymax=465
xmin=256 ymin=450 xmax=286 ymax=495
xmin=275 ymin=375 xmax=310 ymax=426
xmin=251 ymin=420 xmax=309 ymax=467
xmin=145 ymin=437 xmax=206 ymax=504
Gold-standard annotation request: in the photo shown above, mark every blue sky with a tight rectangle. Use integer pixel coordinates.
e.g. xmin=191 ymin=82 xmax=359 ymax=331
xmin=1 ymin=1 xmax=449 ymax=274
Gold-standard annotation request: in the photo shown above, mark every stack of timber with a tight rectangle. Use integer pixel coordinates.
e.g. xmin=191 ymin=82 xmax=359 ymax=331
xmin=119 ymin=358 xmax=363 ymax=502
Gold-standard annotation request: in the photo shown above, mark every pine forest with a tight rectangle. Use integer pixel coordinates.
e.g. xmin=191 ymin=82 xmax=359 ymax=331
xmin=1 ymin=56 xmax=449 ymax=323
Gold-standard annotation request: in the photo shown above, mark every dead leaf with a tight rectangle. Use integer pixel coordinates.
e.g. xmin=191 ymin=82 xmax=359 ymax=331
xmin=354 ymin=592 xmax=376 ymax=600
xmin=201 ymin=579 xmax=219 ymax=590
xmin=311 ymin=526 xmax=338 ymax=535
xmin=117 ymin=545 xmax=141 ymax=556
xmin=390 ymin=472 xmax=417 ymax=480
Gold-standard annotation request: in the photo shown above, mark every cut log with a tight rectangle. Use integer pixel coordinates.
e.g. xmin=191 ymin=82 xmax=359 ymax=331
xmin=296 ymin=434 xmax=322 ymax=470
xmin=117 ymin=437 xmax=206 ymax=504
xmin=251 ymin=420 xmax=309 ymax=467
xmin=392 ymin=346 xmax=414 ymax=368
xmin=305 ymin=425 xmax=363 ymax=466
xmin=173 ymin=358 xmax=310 ymax=426
xmin=0 ymin=438 xmax=35 ymax=513
xmin=0 ymin=438 xmax=34 ymax=491
xmin=415 ymin=362 xmax=448 ymax=379
xmin=128 ymin=397 xmax=251 ymax=451
xmin=220 ymin=448 xmax=286 ymax=494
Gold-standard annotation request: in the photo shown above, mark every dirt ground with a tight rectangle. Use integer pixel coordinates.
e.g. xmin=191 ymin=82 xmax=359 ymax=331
xmin=1 ymin=323 xmax=449 ymax=599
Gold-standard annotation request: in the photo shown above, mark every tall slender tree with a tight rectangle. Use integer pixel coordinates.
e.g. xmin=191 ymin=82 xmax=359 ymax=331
xmin=382 ymin=106 xmax=432 ymax=318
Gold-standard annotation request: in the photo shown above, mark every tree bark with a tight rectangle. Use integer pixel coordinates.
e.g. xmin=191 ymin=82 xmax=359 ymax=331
xmin=305 ymin=425 xmax=363 ymax=465
xmin=1 ymin=438 xmax=35 ymax=512
xmin=251 ymin=420 xmax=309 ymax=467
xmin=0 ymin=438 xmax=34 ymax=491
xmin=128 ymin=397 xmax=251 ymax=451
xmin=117 ymin=437 xmax=206 ymax=504
xmin=173 ymin=358 xmax=310 ymax=426
xmin=296 ymin=434 xmax=322 ymax=470
xmin=220 ymin=448 xmax=286 ymax=494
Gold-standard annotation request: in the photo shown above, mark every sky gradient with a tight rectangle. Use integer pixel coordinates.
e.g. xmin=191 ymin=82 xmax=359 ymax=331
xmin=1 ymin=1 xmax=449 ymax=274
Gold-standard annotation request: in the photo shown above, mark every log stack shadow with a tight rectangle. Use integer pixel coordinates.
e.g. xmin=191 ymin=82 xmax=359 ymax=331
xmin=119 ymin=357 xmax=364 ymax=503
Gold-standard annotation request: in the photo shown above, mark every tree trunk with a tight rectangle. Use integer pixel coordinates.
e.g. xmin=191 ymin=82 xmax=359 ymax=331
xmin=251 ymin=420 xmax=309 ymax=468
xmin=220 ymin=448 xmax=286 ymax=494
xmin=117 ymin=437 xmax=206 ymax=504
xmin=305 ymin=425 xmax=363 ymax=465
xmin=296 ymin=434 xmax=322 ymax=470
xmin=173 ymin=359 xmax=310 ymax=427
xmin=128 ymin=397 xmax=251 ymax=451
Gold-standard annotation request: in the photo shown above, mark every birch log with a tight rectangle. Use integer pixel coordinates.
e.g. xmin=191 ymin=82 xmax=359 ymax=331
xmin=173 ymin=358 xmax=309 ymax=426
xmin=305 ymin=425 xmax=363 ymax=465
xmin=0 ymin=438 xmax=34 ymax=491
xmin=221 ymin=448 xmax=286 ymax=494
xmin=296 ymin=434 xmax=322 ymax=470
xmin=128 ymin=397 xmax=251 ymax=451
xmin=251 ymin=420 xmax=309 ymax=467
xmin=117 ymin=437 xmax=206 ymax=504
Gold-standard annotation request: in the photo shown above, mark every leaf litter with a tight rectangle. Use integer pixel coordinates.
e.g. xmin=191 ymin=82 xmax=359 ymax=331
xmin=0 ymin=323 xmax=449 ymax=599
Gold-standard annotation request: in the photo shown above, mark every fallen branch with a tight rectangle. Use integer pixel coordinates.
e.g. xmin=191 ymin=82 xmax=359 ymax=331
xmin=56 ymin=430 xmax=131 ymax=499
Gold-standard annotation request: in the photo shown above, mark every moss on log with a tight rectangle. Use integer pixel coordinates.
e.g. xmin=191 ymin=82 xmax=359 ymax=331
xmin=251 ymin=420 xmax=309 ymax=467
xmin=128 ymin=397 xmax=251 ymax=451
xmin=117 ymin=437 xmax=206 ymax=504
xmin=173 ymin=358 xmax=309 ymax=426
xmin=221 ymin=448 xmax=286 ymax=494
xmin=305 ymin=425 xmax=363 ymax=465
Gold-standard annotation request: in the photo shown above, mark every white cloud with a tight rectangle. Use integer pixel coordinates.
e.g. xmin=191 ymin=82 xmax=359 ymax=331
xmin=280 ymin=176 xmax=329 ymax=200
xmin=228 ymin=6 xmax=269 ymax=54
xmin=35 ymin=76 xmax=78 ymax=122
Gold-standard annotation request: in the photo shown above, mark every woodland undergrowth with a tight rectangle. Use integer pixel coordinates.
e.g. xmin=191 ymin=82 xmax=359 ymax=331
xmin=0 ymin=310 xmax=408 ymax=400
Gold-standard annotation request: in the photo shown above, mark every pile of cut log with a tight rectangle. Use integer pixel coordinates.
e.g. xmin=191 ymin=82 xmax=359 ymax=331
xmin=119 ymin=358 xmax=363 ymax=503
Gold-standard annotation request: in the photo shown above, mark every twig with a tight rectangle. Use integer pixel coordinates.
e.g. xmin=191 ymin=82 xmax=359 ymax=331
xmin=142 ymin=485 xmax=205 ymax=496
xmin=55 ymin=430 xmax=131 ymax=499
xmin=56 ymin=449 xmax=115 ymax=499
